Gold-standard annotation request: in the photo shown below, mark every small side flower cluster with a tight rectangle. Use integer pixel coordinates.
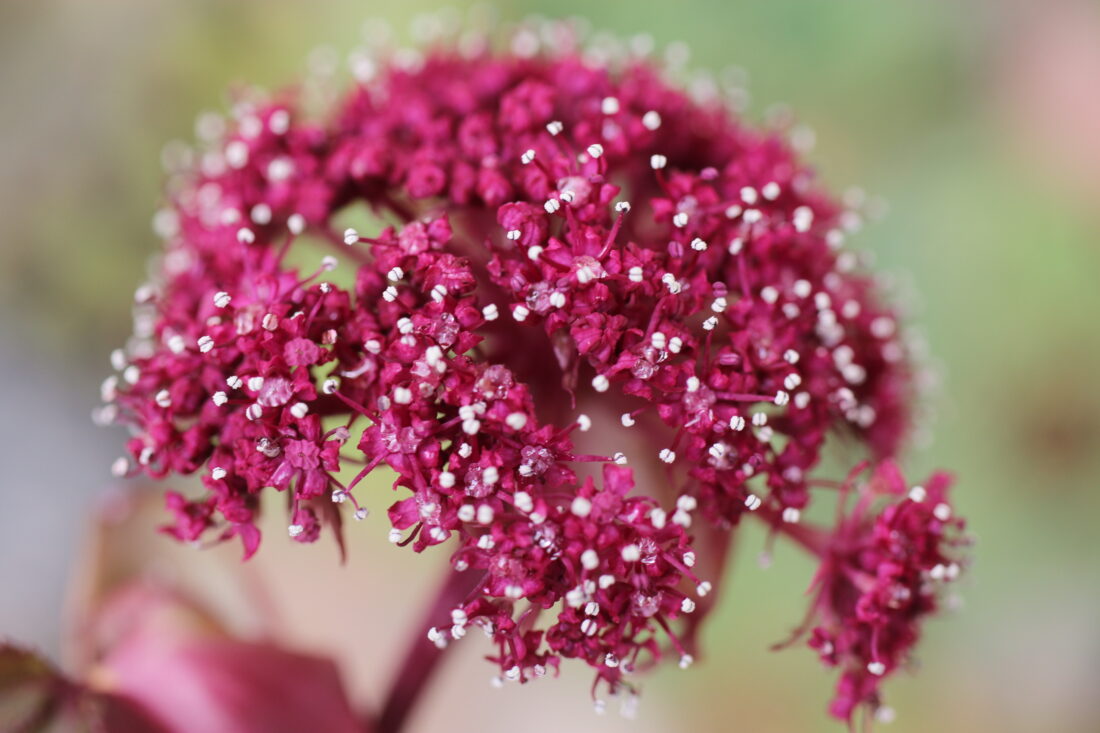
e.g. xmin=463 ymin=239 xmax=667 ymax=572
xmin=97 ymin=20 xmax=962 ymax=721
xmin=797 ymin=462 xmax=966 ymax=721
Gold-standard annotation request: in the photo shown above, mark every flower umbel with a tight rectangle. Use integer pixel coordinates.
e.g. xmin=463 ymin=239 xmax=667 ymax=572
xmin=98 ymin=19 xmax=964 ymax=725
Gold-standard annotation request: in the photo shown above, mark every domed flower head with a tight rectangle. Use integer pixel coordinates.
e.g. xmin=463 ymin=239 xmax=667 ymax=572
xmin=98 ymin=18 xmax=963 ymax=722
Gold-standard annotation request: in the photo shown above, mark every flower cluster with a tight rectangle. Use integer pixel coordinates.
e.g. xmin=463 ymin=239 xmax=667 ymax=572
xmin=799 ymin=463 xmax=966 ymax=721
xmin=98 ymin=22 xmax=960 ymax=721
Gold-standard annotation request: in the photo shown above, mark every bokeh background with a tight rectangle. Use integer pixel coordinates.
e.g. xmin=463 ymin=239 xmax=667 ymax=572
xmin=2 ymin=1 xmax=1099 ymax=731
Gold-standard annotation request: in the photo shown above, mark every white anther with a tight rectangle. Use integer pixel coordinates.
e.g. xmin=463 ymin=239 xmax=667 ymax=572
xmin=389 ymin=528 xmax=404 ymax=544
xmin=696 ymin=581 xmax=712 ymax=597
xmin=871 ymin=316 xmax=896 ymax=339
xmin=581 ymin=549 xmax=599 ymax=570
xmin=729 ymin=415 xmax=746 ymax=431
xmin=933 ymin=503 xmax=952 ymax=521
xmin=197 ymin=335 xmax=214 ymax=353
xmin=745 ymin=494 xmax=762 ymax=511
xmin=673 ymin=212 xmax=689 ymax=228
xmin=287 ymin=213 xmax=306 ymax=235
xmin=762 ymin=181 xmax=781 ymax=200
xmin=393 ymin=386 xmax=413 ymax=405
xmin=155 ymin=389 xmax=171 ymax=408
xmin=546 ymin=120 xmax=564 ymax=136
xmin=581 ymin=618 xmax=598 ymax=636
xmin=711 ymin=297 xmax=727 ymax=312
xmin=621 ymin=413 xmax=635 ymax=427
xmin=642 ymin=110 xmax=661 ymax=130
xmin=784 ymin=374 xmax=802 ymax=390
xmin=702 ymin=316 xmax=718 ymax=330
xmin=613 ymin=452 xmax=627 ymax=465
xmin=908 ymin=486 xmax=927 ymax=503
xmin=651 ymin=331 xmax=667 ymax=349
xmin=782 ymin=507 xmax=801 ymax=523
xmin=691 ymin=237 xmax=708 ymax=252
xmin=288 ymin=524 xmax=304 ymax=538
xmin=166 ymin=335 xmax=186 ymax=354
xmin=577 ymin=414 xmax=592 ymax=432
xmin=650 ymin=154 xmax=667 ymax=170
xmin=728 ymin=237 xmax=743 ymax=255
xmin=592 ymin=375 xmax=610 ymax=392
xmin=544 ymin=198 xmax=561 ymax=214
xmin=321 ymin=255 xmax=338 ymax=271
xmin=100 ymin=375 xmax=119 ymax=402
xmin=681 ymin=597 xmax=696 ymax=613
xmin=740 ymin=186 xmax=758 ymax=205
xmin=774 ymin=390 xmax=790 ymax=406
xmin=548 ymin=291 xmax=566 ymax=308
xmin=668 ymin=336 xmax=683 ymax=353
xmin=514 ymin=491 xmax=533 ymax=513
xmin=686 ymin=376 xmax=701 ymax=392
xmin=725 ymin=204 xmax=743 ymax=219
xmin=867 ymin=661 xmax=886 ymax=676
xmin=225 ymin=140 xmax=249 ymax=168
xmin=743 ymin=208 xmax=762 ymax=223
xmin=760 ymin=286 xmax=779 ymax=304
xmin=111 ymin=456 xmax=129 ymax=477
xmin=601 ymin=96 xmax=620 ymax=114
xmin=269 ymin=109 xmax=290 ymax=134
xmin=793 ymin=206 xmax=814 ymax=232
xmin=343 ymin=227 xmax=359 ymax=245
xmin=560 ymin=190 xmax=576 ymax=203
xmin=322 ymin=377 xmax=340 ymax=395
xmin=512 ymin=305 xmax=529 ymax=322
xmin=477 ymin=505 xmax=495 ymax=525
xmin=586 ymin=143 xmax=604 ymax=159
xmin=213 ymin=291 xmax=232 ymax=308
xmin=431 ymin=283 xmax=447 ymax=302
xmin=621 ymin=544 xmax=641 ymax=562
xmin=250 ymin=203 xmax=272 ymax=225
xmin=462 ymin=418 xmax=481 ymax=435
xmin=677 ymin=495 xmax=697 ymax=512
xmin=521 ymin=149 xmax=536 ymax=165
xmin=210 ymin=466 xmax=227 ymax=481
xmin=752 ymin=412 xmax=768 ymax=427
xmin=236 ymin=227 xmax=255 ymax=244
xmin=615 ymin=201 xmax=631 ymax=213
xmin=571 ymin=497 xmax=593 ymax=517
xmin=659 ymin=448 xmax=676 ymax=463
xmin=505 ymin=412 xmax=528 ymax=431
xmin=212 ymin=391 xmax=228 ymax=406
xmin=527 ymin=245 xmax=543 ymax=260
xmin=246 ymin=403 xmax=263 ymax=421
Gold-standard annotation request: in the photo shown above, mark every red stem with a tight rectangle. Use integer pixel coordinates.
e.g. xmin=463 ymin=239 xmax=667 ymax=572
xmin=373 ymin=568 xmax=485 ymax=733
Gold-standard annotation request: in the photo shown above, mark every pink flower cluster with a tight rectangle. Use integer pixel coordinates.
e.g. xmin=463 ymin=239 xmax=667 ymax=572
xmin=99 ymin=29 xmax=962 ymax=721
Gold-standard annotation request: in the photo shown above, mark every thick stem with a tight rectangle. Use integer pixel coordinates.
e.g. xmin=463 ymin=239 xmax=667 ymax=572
xmin=373 ymin=568 xmax=484 ymax=733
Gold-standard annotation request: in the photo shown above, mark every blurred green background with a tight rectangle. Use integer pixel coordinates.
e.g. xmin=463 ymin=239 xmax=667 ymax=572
xmin=2 ymin=1 xmax=1099 ymax=731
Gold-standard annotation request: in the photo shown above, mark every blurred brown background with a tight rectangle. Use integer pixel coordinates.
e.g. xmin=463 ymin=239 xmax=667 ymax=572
xmin=2 ymin=1 xmax=1099 ymax=731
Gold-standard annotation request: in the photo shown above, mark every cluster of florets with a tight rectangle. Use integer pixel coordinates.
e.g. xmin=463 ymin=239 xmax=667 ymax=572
xmin=97 ymin=24 xmax=960 ymax=721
